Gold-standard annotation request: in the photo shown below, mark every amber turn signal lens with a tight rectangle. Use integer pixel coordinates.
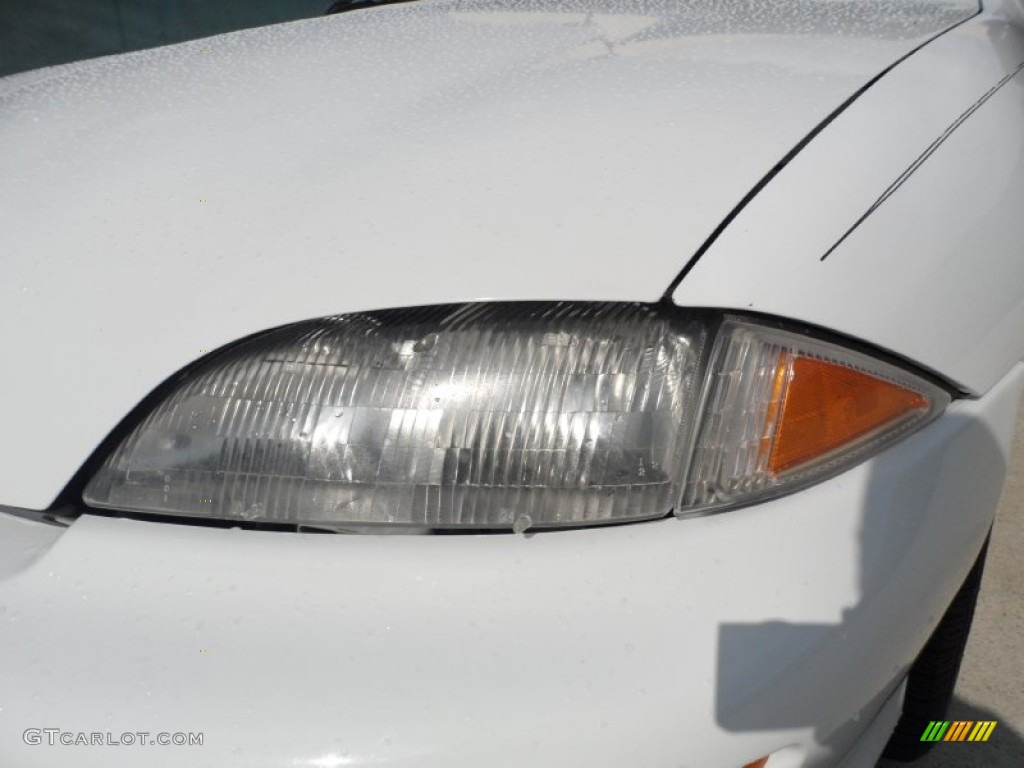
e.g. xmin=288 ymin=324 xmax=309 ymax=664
xmin=683 ymin=320 xmax=948 ymax=514
xmin=767 ymin=355 xmax=928 ymax=475
xmin=742 ymin=758 xmax=769 ymax=768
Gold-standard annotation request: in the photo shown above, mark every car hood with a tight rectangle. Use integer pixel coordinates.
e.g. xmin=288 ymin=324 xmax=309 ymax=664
xmin=0 ymin=0 xmax=975 ymax=509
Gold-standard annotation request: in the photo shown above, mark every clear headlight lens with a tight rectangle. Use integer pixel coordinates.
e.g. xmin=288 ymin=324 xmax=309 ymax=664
xmin=84 ymin=304 xmax=707 ymax=529
xmin=83 ymin=305 xmax=949 ymax=531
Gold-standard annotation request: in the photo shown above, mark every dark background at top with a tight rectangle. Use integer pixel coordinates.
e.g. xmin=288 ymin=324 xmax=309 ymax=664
xmin=0 ymin=0 xmax=330 ymax=77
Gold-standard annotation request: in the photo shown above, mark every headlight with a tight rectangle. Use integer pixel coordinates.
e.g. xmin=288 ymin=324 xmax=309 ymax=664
xmin=83 ymin=303 xmax=948 ymax=531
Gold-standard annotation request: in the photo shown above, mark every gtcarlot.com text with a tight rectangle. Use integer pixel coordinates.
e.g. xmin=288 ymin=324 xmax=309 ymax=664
xmin=23 ymin=729 xmax=203 ymax=747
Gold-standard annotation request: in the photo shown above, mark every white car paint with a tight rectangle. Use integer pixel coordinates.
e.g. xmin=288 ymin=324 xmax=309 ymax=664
xmin=0 ymin=0 xmax=975 ymax=510
xmin=3 ymin=0 xmax=1024 ymax=767
xmin=673 ymin=3 xmax=1024 ymax=396
xmin=0 ymin=365 xmax=1020 ymax=768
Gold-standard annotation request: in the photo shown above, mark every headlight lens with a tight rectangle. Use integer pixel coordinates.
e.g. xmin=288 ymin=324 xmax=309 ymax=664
xmin=83 ymin=304 xmax=949 ymax=531
xmin=84 ymin=304 xmax=707 ymax=529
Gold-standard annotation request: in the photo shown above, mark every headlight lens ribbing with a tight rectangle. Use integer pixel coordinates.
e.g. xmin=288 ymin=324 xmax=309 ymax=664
xmin=84 ymin=304 xmax=707 ymax=530
xmin=83 ymin=304 xmax=948 ymax=531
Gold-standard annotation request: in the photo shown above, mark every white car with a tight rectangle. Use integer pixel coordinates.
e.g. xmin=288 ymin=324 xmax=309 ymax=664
xmin=2 ymin=0 xmax=1023 ymax=766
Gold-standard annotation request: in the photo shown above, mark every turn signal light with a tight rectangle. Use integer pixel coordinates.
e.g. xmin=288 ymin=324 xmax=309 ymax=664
xmin=767 ymin=355 xmax=929 ymax=474
xmin=684 ymin=319 xmax=949 ymax=513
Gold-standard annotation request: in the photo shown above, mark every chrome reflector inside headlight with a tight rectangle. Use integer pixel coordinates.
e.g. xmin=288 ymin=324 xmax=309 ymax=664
xmin=84 ymin=304 xmax=707 ymax=529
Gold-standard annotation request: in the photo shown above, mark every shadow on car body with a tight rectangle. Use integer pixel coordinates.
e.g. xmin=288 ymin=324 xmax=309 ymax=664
xmin=713 ymin=405 xmax=1017 ymax=764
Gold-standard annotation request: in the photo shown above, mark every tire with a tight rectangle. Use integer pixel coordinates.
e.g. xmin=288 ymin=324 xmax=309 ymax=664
xmin=881 ymin=534 xmax=991 ymax=762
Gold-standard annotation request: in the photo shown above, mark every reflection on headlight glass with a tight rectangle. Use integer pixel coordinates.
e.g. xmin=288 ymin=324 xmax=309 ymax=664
xmin=84 ymin=303 xmax=707 ymax=530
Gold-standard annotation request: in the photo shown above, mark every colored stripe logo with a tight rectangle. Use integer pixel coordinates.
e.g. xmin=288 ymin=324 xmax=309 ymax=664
xmin=920 ymin=721 xmax=997 ymax=742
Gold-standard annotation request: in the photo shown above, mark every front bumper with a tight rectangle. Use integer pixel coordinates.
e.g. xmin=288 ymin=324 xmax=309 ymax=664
xmin=1 ymin=363 xmax=1021 ymax=768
